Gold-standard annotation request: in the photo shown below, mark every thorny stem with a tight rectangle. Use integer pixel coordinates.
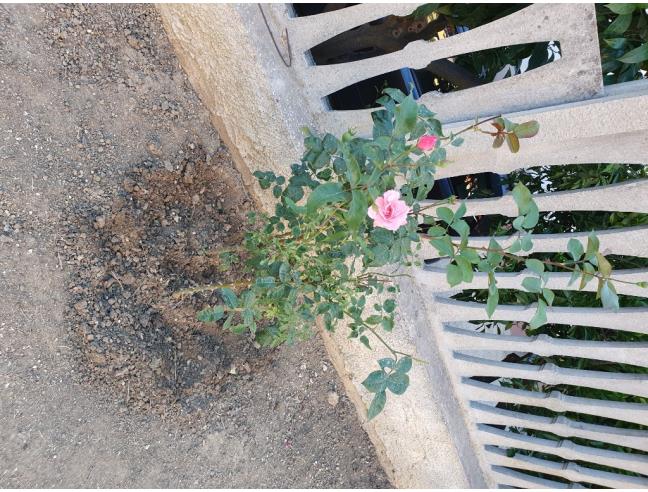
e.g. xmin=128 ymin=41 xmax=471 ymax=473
xmin=344 ymin=309 xmax=427 ymax=364
xmin=358 ymin=272 xmax=413 ymax=280
xmin=411 ymin=197 xmax=456 ymax=214
xmin=441 ymin=114 xmax=503 ymax=140
xmin=173 ymin=280 xmax=251 ymax=298
xmin=448 ymin=241 xmax=642 ymax=287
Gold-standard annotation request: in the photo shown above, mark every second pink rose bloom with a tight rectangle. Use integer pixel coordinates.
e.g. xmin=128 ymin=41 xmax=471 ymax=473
xmin=417 ymin=134 xmax=438 ymax=152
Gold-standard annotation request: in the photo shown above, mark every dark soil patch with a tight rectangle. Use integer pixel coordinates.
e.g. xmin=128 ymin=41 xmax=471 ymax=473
xmin=59 ymin=143 xmax=270 ymax=415
xmin=1 ymin=4 xmax=390 ymax=487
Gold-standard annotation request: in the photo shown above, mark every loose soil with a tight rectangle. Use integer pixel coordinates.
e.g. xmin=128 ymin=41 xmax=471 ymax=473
xmin=0 ymin=4 xmax=390 ymax=487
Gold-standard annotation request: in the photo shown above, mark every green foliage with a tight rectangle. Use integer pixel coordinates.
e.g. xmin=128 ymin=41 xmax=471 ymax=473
xmin=182 ymin=89 xmax=641 ymax=420
xmin=451 ymin=150 xmax=648 ymax=482
xmin=598 ymin=3 xmax=648 ymax=84
xmin=362 ymin=355 xmax=412 ymax=420
xmin=413 ymin=4 xmax=648 ymax=87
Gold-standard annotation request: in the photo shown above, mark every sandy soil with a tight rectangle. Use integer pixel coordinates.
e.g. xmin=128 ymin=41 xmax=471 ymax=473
xmin=0 ymin=4 xmax=390 ymax=488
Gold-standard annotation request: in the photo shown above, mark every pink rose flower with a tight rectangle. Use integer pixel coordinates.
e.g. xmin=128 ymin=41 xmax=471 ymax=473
xmin=417 ymin=134 xmax=438 ymax=152
xmin=368 ymin=190 xmax=411 ymax=231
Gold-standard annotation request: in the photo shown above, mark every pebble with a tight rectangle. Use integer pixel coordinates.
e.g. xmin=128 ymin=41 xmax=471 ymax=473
xmin=327 ymin=391 xmax=339 ymax=407
xmin=146 ymin=142 xmax=162 ymax=157
xmin=94 ymin=216 xmax=105 ymax=229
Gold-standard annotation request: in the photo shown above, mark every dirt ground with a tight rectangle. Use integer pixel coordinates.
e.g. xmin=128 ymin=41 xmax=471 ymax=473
xmin=0 ymin=4 xmax=390 ymax=488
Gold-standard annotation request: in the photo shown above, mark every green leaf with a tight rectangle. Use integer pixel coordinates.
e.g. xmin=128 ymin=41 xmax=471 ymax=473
xmin=487 ymin=238 xmax=504 ymax=266
xmin=346 ymin=155 xmax=361 ymax=185
xmin=451 ymin=219 xmax=470 ymax=239
xmin=255 ymin=276 xmax=275 ymax=288
xmin=362 ymin=370 xmax=387 ymax=393
xmin=197 ymin=305 xmax=225 ymax=323
xmin=459 ymin=248 xmax=481 ymax=264
xmin=322 ymin=133 xmax=338 ymax=153
xmin=513 ymin=120 xmax=539 ymax=138
xmin=486 ymin=272 xmax=499 ymax=319
xmin=604 ymin=37 xmax=627 ymax=50
xmin=394 ymin=356 xmax=412 ymax=374
xmin=454 ymin=202 xmax=467 ymax=220
xmin=525 ymin=259 xmax=545 ymax=275
xmin=347 ymin=190 xmax=368 ymax=230
xmin=522 ymin=202 xmax=539 ymax=229
xmin=359 ymin=335 xmax=371 ymax=349
xmin=446 ymin=263 xmax=463 ymax=287
xmin=506 ymin=133 xmax=520 ymax=153
xmin=529 ymin=299 xmax=547 ymax=329
xmin=492 ymin=134 xmax=505 ymax=148
xmin=569 ymin=267 xmax=581 ymax=287
xmin=386 ymin=372 xmax=410 ymax=395
xmin=512 ymin=182 xmax=533 ymax=215
xmin=567 ymin=238 xmax=584 ymax=261
xmin=600 ymin=281 xmax=619 ymax=311
xmin=522 ymin=277 xmax=542 ymax=293
xmin=367 ymin=391 xmax=387 ymax=420
xmin=382 ymin=87 xmax=406 ymax=103
xmin=596 ymin=252 xmax=613 ymax=278
xmin=278 ymin=262 xmax=290 ymax=282
xmin=243 ymin=307 xmax=255 ymax=331
xmin=306 ymin=182 xmax=347 ymax=214
xmin=436 ymin=207 xmax=455 ymax=225
xmin=605 ymin=13 xmax=632 ymax=35
xmin=509 ymin=239 xmax=522 ymax=253
xmin=394 ymin=94 xmax=418 ymax=136
xmin=580 ymin=262 xmax=596 ymax=290
xmin=606 ymin=3 xmax=637 ymax=15
xmin=618 ymin=43 xmax=648 ymax=64
xmin=381 ymin=317 xmax=394 ymax=332
xmin=378 ymin=358 xmax=395 ymax=370
xmin=372 ymin=227 xmax=395 ymax=244
xmin=586 ymin=232 xmax=600 ymax=260
xmin=512 ymin=216 xmax=525 ymax=231
xmin=383 ymin=299 xmax=396 ymax=313
xmin=451 ymin=136 xmax=464 ymax=147
xmin=456 ymin=256 xmax=474 ymax=283
xmin=542 ymin=288 xmax=555 ymax=306
xmin=431 ymin=236 xmax=454 ymax=257
xmin=219 ymin=288 xmax=238 ymax=308
xmin=333 ymin=157 xmax=347 ymax=175
xmin=521 ymin=234 xmax=534 ymax=252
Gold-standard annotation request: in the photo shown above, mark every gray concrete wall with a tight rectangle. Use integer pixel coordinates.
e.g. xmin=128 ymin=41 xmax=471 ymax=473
xmin=157 ymin=3 xmax=648 ymax=488
xmin=157 ymin=4 xmax=477 ymax=487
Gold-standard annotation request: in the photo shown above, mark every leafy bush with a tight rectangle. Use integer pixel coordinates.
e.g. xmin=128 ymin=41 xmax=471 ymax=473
xmin=178 ymin=90 xmax=644 ymax=419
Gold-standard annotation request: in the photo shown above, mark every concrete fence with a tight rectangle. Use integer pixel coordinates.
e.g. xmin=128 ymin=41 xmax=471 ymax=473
xmin=158 ymin=3 xmax=648 ymax=488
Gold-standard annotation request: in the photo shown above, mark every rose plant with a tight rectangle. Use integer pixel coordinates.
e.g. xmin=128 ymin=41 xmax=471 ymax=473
xmin=178 ymin=88 xmax=643 ymax=419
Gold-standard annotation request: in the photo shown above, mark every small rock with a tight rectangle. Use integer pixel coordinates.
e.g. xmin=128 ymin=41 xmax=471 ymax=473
xmin=94 ymin=216 xmax=105 ymax=229
xmin=146 ymin=142 xmax=162 ymax=157
xmin=87 ymin=352 xmax=107 ymax=365
xmin=74 ymin=300 xmax=88 ymax=314
xmin=327 ymin=391 xmax=339 ymax=407
xmin=123 ymin=178 xmax=135 ymax=193
xmin=126 ymin=35 xmax=140 ymax=49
